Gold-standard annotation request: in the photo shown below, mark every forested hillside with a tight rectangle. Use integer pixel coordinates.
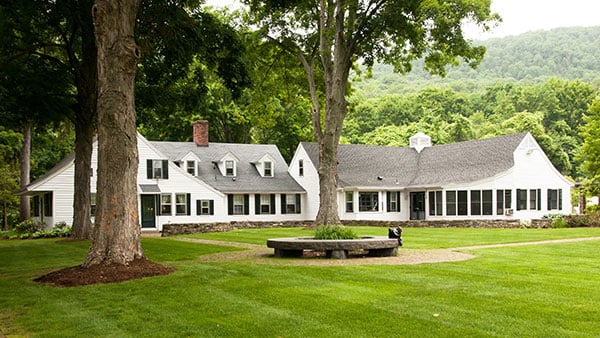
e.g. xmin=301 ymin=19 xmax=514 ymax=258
xmin=353 ymin=27 xmax=600 ymax=96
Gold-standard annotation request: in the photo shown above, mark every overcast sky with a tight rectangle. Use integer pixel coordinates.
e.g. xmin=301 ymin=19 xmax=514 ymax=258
xmin=205 ymin=0 xmax=600 ymax=39
xmin=468 ymin=0 xmax=600 ymax=39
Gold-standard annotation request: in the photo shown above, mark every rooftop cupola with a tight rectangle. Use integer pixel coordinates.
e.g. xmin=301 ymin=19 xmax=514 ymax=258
xmin=409 ymin=132 xmax=431 ymax=153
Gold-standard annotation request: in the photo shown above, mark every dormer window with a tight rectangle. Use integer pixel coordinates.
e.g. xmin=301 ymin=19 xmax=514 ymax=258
xmin=225 ymin=160 xmax=235 ymax=176
xmin=186 ymin=160 xmax=195 ymax=176
xmin=264 ymin=161 xmax=272 ymax=177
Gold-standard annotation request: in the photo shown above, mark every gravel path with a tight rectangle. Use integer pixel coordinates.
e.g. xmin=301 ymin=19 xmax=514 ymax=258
xmin=176 ymin=236 xmax=600 ymax=266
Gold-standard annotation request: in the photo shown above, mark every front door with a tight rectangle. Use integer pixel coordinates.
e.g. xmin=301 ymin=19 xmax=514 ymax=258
xmin=140 ymin=194 xmax=156 ymax=228
xmin=410 ymin=192 xmax=426 ymax=220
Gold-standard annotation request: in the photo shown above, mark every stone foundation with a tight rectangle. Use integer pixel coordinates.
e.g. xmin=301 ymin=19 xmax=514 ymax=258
xmin=161 ymin=219 xmax=553 ymax=236
xmin=162 ymin=221 xmax=309 ymax=236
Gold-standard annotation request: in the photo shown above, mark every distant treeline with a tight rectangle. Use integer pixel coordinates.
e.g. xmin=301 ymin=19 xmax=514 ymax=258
xmin=353 ymin=27 xmax=600 ymax=96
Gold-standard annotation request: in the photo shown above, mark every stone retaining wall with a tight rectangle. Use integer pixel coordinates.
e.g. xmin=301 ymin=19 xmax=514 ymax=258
xmin=161 ymin=219 xmax=553 ymax=236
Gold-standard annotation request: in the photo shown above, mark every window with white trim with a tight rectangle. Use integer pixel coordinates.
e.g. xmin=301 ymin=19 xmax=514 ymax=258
xmin=196 ymin=200 xmax=214 ymax=215
xmin=160 ymin=194 xmax=172 ymax=215
xmin=547 ymin=189 xmax=562 ymax=210
xmin=428 ymin=191 xmax=442 ymax=216
xmin=496 ymin=189 xmax=512 ymax=215
xmin=186 ymin=160 xmax=195 ymax=175
xmin=264 ymin=161 xmax=272 ymax=177
xmin=225 ymin=160 xmax=235 ymax=176
xmin=446 ymin=191 xmax=456 ymax=216
xmin=233 ymin=195 xmax=244 ymax=214
xmin=260 ymin=194 xmax=271 ymax=214
xmin=153 ymin=160 xmax=163 ymax=179
xmin=298 ymin=159 xmax=304 ymax=177
xmin=530 ymin=189 xmax=541 ymax=210
xmin=359 ymin=192 xmax=379 ymax=212
xmin=517 ymin=189 xmax=528 ymax=211
xmin=346 ymin=192 xmax=354 ymax=212
xmin=91 ymin=193 xmax=97 ymax=217
xmin=175 ymin=193 xmax=189 ymax=215
xmin=282 ymin=194 xmax=301 ymax=214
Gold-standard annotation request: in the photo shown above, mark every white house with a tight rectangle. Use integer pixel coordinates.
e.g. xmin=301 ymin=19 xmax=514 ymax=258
xmin=289 ymin=132 xmax=573 ymax=222
xmin=19 ymin=120 xmax=306 ymax=231
xmin=20 ymin=126 xmax=573 ymax=231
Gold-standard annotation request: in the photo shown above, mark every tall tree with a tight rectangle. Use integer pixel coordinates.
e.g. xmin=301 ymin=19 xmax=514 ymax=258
xmin=581 ymin=98 xmax=600 ymax=196
xmin=248 ymin=0 xmax=499 ymax=225
xmin=84 ymin=0 xmax=143 ymax=267
xmin=0 ymin=0 xmax=97 ymax=237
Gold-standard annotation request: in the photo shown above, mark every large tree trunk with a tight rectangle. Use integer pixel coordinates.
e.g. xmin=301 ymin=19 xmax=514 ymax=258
xmin=309 ymin=0 xmax=352 ymax=225
xmin=19 ymin=124 xmax=31 ymax=222
xmin=71 ymin=0 xmax=97 ymax=240
xmin=84 ymin=0 xmax=143 ymax=267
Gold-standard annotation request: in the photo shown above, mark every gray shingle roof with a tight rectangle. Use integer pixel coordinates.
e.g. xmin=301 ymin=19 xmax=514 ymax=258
xmin=151 ymin=141 xmax=305 ymax=193
xmin=301 ymin=133 xmax=528 ymax=189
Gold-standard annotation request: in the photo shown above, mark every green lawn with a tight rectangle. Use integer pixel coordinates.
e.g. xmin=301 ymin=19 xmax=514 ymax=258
xmin=1 ymin=227 xmax=600 ymax=337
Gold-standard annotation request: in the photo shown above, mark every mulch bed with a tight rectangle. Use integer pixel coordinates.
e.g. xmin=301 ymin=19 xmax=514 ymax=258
xmin=33 ymin=258 xmax=175 ymax=287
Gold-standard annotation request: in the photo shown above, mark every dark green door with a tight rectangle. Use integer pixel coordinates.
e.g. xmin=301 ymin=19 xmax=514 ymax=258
xmin=141 ymin=195 xmax=156 ymax=228
xmin=410 ymin=192 xmax=426 ymax=220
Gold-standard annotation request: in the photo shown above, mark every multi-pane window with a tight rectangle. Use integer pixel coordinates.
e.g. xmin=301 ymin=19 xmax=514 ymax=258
xmin=482 ymin=190 xmax=493 ymax=215
xmin=186 ymin=160 xmax=195 ymax=175
xmin=547 ymin=189 xmax=562 ymax=210
xmin=91 ymin=193 xmax=97 ymax=217
xmin=32 ymin=196 xmax=40 ymax=217
xmin=471 ymin=190 xmax=481 ymax=216
xmin=233 ymin=195 xmax=244 ymax=214
xmin=196 ymin=200 xmax=214 ymax=215
xmin=260 ymin=194 xmax=271 ymax=214
xmin=446 ymin=191 xmax=457 ymax=216
xmin=517 ymin=189 xmax=528 ymax=210
xmin=281 ymin=194 xmax=301 ymax=214
xmin=346 ymin=192 xmax=354 ymax=212
xmin=428 ymin=191 xmax=442 ymax=216
xmin=457 ymin=190 xmax=468 ymax=215
xmin=530 ymin=189 xmax=541 ymax=210
xmin=228 ymin=194 xmax=249 ymax=215
xmin=497 ymin=189 xmax=512 ymax=215
xmin=298 ymin=159 xmax=304 ymax=177
xmin=160 ymin=194 xmax=172 ymax=215
xmin=388 ymin=192 xmax=401 ymax=212
xmin=153 ymin=160 xmax=163 ymax=179
xmin=470 ymin=190 xmax=493 ymax=216
xmin=225 ymin=160 xmax=235 ymax=176
xmin=147 ymin=159 xmax=168 ymax=179
xmin=175 ymin=193 xmax=189 ymax=215
xmin=359 ymin=192 xmax=379 ymax=212
xmin=43 ymin=193 xmax=53 ymax=217
xmin=254 ymin=194 xmax=275 ymax=215
xmin=264 ymin=161 xmax=272 ymax=177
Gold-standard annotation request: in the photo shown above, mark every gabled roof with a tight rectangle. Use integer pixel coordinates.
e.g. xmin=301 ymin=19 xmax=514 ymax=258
xmin=301 ymin=133 xmax=529 ymax=189
xmin=151 ymin=141 xmax=304 ymax=194
xmin=16 ymin=152 xmax=75 ymax=195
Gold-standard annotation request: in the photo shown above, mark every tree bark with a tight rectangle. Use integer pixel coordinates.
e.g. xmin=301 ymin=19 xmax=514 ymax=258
xmin=19 ymin=124 xmax=31 ymax=222
xmin=84 ymin=0 xmax=143 ymax=267
xmin=311 ymin=0 xmax=352 ymax=225
xmin=71 ymin=0 xmax=97 ymax=240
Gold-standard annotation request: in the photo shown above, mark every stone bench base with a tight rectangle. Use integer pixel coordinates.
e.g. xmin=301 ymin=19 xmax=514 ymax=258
xmin=267 ymin=236 xmax=399 ymax=259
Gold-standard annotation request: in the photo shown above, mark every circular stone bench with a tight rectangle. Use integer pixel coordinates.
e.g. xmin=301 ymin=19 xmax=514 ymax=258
xmin=266 ymin=236 xmax=399 ymax=259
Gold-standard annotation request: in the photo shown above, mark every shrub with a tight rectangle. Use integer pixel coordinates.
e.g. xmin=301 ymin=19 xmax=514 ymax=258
xmin=564 ymin=212 xmax=600 ymax=228
xmin=2 ymin=220 xmax=72 ymax=239
xmin=314 ymin=224 xmax=359 ymax=240
xmin=14 ymin=219 xmax=44 ymax=235
xmin=543 ymin=214 xmax=567 ymax=228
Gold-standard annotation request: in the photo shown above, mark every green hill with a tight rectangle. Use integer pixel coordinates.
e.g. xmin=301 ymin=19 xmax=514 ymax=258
xmin=353 ymin=26 xmax=600 ymax=96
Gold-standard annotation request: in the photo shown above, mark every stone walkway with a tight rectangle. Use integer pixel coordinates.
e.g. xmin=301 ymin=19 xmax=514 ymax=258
xmin=176 ymin=236 xmax=600 ymax=266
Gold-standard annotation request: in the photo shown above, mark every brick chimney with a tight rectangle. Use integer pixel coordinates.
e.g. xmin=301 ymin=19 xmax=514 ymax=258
xmin=193 ymin=120 xmax=209 ymax=146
